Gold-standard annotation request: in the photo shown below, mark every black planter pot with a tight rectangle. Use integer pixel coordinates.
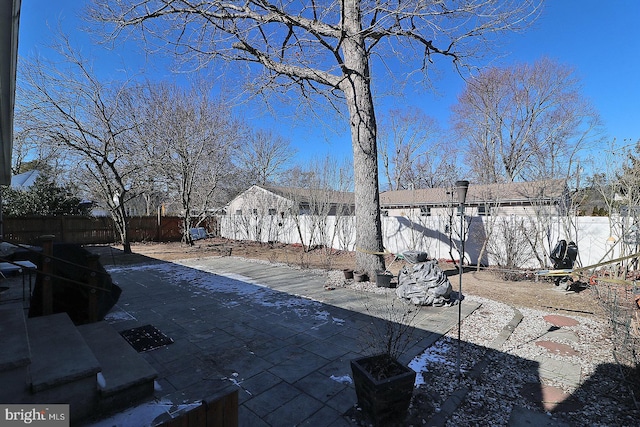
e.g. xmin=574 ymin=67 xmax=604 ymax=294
xmin=375 ymin=271 xmax=394 ymax=288
xmin=353 ymin=271 xmax=369 ymax=282
xmin=350 ymin=353 xmax=416 ymax=426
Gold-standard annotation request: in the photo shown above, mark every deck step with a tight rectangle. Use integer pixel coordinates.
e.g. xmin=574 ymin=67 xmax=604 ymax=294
xmin=0 ymin=302 xmax=30 ymax=403
xmin=26 ymin=313 xmax=101 ymax=421
xmin=78 ymin=321 xmax=158 ymax=414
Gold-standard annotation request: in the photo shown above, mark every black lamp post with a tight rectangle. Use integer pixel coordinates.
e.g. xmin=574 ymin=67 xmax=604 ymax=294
xmin=455 ymin=180 xmax=469 ymax=380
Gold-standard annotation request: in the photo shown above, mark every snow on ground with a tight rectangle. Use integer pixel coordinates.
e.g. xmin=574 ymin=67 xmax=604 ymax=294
xmin=409 ymin=339 xmax=456 ymax=386
xmin=90 ymin=262 xmax=360 ymax=426
xmin=107 ymin=262 xmax=345 ymax=325
xmin=86 ymin=400 xmax=199 ymax=427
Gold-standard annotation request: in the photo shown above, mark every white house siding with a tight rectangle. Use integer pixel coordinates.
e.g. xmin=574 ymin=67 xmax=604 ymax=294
xmin=384 ymin=204 xmax=561 ymax=219
xmin=227 ymin=186 xmax=293 ymax=217
xmin=219 ymin=214 xmax=623 ymax=271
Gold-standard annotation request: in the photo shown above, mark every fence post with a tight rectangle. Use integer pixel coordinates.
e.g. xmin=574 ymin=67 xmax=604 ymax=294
xmin=87 ymin=253 xmax=100 ymax=323
xmin=40 ymin=235 xmax=55 ymax=316
xmin=157 ymin=206 xmax=161 ymax=242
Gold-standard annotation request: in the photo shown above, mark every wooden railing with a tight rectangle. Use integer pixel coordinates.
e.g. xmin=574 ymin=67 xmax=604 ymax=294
xmin=1 ymin=235 xmax=114 ymax=323
xmin=158 ymin=390 xmax=238 ymax=427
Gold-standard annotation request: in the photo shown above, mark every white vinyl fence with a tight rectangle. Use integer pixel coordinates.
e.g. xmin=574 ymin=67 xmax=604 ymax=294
xmin=219 ymin=213 xmax=634 ymax=270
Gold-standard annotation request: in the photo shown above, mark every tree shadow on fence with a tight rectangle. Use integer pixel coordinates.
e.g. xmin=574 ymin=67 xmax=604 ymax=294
xmin=389 ymin=216 xmax=489 ymax=266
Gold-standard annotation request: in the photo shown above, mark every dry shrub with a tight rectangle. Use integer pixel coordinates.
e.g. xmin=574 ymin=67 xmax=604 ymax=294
xmin=592 ymin=280 xmax=640 ymax=408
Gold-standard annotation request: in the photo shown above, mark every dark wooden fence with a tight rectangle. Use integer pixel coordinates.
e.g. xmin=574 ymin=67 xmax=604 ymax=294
xmin=1 ymin=215 xmax=192 ymax=245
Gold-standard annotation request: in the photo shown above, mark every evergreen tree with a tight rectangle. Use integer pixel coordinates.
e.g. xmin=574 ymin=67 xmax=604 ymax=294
xmin=2 ymin=174 xmax=88 ymax=217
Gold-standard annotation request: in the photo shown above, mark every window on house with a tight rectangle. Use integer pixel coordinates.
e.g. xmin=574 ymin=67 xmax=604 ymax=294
xmin=252 ymin=208 xmax=258 ymax=215
xmin=420 ymin=206 xmax=431 ymax=217
xmin=268 ymin=208 xmax=276 ymax=215
xmin=478 ymin=205 xmax=490 ymax=216
xmin=235 ymin=209 xmax=242 ymax=215
xmin=381 ymin=209 xmax=389 ymax=217
xmin=299 ymin=207 xmax=310 ymax=215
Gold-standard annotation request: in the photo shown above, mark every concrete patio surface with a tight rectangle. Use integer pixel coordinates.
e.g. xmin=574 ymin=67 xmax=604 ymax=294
xmin=87 ymin=256 xmax=480 ymax=426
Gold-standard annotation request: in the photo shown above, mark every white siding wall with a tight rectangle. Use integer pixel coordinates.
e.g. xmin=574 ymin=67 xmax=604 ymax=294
xmin=219 ymin=214 xmax=622 ymax=270
xmin=227 ymin=186 xmax=292 ymax=216
xmin=384 ymin=204 xmax=561 ymax=218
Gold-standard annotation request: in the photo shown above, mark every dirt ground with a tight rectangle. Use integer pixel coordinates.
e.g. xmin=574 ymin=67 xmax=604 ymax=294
xmin=92 ymin=237 xmax=605 ymax=320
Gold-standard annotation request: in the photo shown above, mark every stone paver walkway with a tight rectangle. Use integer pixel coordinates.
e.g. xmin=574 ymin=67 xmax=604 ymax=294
xmin=519 ymin=314 xmax=584 ymax=416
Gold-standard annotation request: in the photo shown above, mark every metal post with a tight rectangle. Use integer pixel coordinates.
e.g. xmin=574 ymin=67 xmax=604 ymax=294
xmin=40 ymin=235 xmax=55 ymax=315
xmin=454 ymin=180 xmax=469 ymax=381
xmin=457 ymin=207 xmax=465 ymax=378
xmin=87 ymin=254 xmax=100 ymax=323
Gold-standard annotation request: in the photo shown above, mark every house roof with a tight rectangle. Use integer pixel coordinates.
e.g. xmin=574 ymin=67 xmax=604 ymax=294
xmin=10 ymin=169 xmax=39 ymax=189
xmin=260 ymin=185 xmax=355 ymax=206
xmin=380 ymin=179 xmax=567 ymax=208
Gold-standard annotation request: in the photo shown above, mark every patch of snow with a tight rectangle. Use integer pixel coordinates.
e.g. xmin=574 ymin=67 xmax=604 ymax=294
xmin=222 ymin=372 xmax=252 ymax=396
xmin=330 ymin=374 xmax=353 ymax=384
xmin=409 ymin=339 xmax=454 ymax=386
xmin=84 ymin=400 xmax=199 ymax=427
xmin=110 ymin=263 xmax=344 ymax=325
xmin=103 ymin=306 xmax=136 ymax=322
xmin=313 ymin=310 xmax=346 ymax=325
xmin=97 ymin=372 xmax=106 ymax=389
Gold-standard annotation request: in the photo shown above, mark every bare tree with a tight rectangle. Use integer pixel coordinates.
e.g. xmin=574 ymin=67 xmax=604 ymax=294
xmin=616 ymin=140 xmax=640 ymax=209
xmin=279 ymin=165 xmax=319 ymax=188
xmin=467 ymin=187 xmax=504 ymax=271
xmin=135 ymin=82 xmax=241 ymax=245
xmin=280 ymin=155 xmax=354 ymax=258
xmin=378 ymin=108 xmax=454 ymax=190
xmin=236 ymin=129 xmax=296 ymax=185
xmin=452 ymin=57 xmax=602 ymax=184
xmin=12 ymin=107 xmax=60 ymax=176
xmin=307 ymin=156 xmax=354 ymax=259
xmin=90 ymin=0 xmax=540 ymax=275
xmin=332 ymin=157 xmax=356 ymax=252
xmin=486 ymin=216 xmax=534 ymax=276
xmin=20 ymin=37 xmax=140 ymax=253
xmin=613 ymin=140 xmax=640 ymax=271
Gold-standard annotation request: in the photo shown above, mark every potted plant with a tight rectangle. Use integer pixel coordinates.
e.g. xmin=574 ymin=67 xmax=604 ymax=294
xmin=375 ymin=270 xmax=394 ymax=288
xmin=353 ymin=271 xmax=369 ymax=282
xmin=350 ymin=297 xmax=419 ymax=426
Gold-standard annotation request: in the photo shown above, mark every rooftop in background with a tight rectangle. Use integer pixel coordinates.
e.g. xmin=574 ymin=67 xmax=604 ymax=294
xmin=380 ymin=179 xmax=568 ymax=208
xmin=263 ymin=185 xmax=355 ymax=206
xmin=10 ymin=169 xmax=39 ymax=189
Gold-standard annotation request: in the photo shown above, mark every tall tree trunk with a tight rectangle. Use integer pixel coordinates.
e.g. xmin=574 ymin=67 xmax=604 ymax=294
xmin=341 ymin=0 xmax=385 ymax=276
xmin=114 ymin=204 xmax=132 ymax=254
xmin=182 ymin=193 xmax=194 ymax=246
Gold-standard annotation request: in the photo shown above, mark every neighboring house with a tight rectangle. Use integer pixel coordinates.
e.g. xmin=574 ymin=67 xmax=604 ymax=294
xmin=380 ymin=179 xmax=570 ymax=217
xmin=10 ymin=169 xmax=40 ymax=189
xmin=226 ymin=185 xmax=356 ymax=217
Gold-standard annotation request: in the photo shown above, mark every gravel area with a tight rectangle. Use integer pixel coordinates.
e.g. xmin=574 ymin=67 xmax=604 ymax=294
xmin=325 ymin=271 xmax=640 ymax=427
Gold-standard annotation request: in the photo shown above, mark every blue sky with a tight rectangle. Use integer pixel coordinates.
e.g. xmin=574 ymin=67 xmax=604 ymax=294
xmin=17 ymin=0 xmax=640 ymax=172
